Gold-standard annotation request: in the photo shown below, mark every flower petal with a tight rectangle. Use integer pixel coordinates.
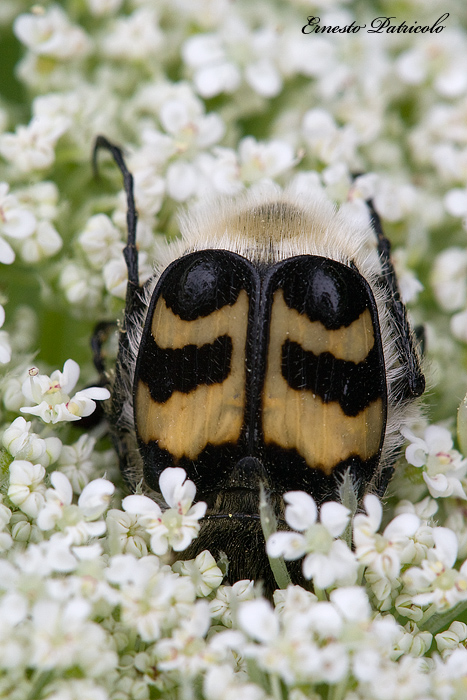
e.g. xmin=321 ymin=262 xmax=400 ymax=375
xmin=238 ymin=599 xmax=279 ymax=642
xmin=283 ymin=491 xmax=317 ymax=530
xmin=320 ymin=501 xmax=350 ymax=537
xmin=267 ymin=531 xmax=306 ymax=560
xmin=61 ymin=359 xmax=80 ymax=394
xmin=78 ymin=477 xmax=114 ymax=519
xmin=122 ymin=494 xmax=162 ymax=517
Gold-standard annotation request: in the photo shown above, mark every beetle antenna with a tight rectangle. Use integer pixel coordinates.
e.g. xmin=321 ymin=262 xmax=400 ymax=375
xmin=93 ymin=135 xmax=139 ymax=303
xmin=367 ymin=199 xmax=425 ymax=400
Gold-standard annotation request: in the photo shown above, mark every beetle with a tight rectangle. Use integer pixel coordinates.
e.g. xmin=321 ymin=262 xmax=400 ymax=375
xmin=92 ymin=136 xmax=425 ymax=592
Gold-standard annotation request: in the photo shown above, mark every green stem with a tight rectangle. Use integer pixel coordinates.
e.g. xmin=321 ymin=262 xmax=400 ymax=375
xmin=421 ymin=601 xmax=467 ymax=634
xmin=328 ymin=675 xmax=349 ymax=700
xmin=270 ymin=673 xmax=283 ymax=700
xmin=181 ymin=675 xmax=194 ymax=700
xmin=418 ymin=603 xmax=439 ymax=628
xmin=314 ymin=586 xmax=327 ymax=601
xmin=259 ymin=482 xmax=292 ymax=590
xmin=26 ymin=670 xmax=54 ymax=700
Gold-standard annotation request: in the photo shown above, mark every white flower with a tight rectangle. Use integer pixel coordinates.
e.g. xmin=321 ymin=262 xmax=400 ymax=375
xmin=0 ymin=115 xmax=69 ymax=173
xmin=14 ymin=6 xmax=91 ymax=60
xmin=105 ymin=554 xmax=195 ymax=642
xmin=182 ymin=33 xmax=240 ymax=98
xmin=391 ymin=248 xmax=424 ymax=304
xmin=20 ymin=359 xmax=110 ymax=424
xmin=354 ymin=652 xmax=428 ymax=698
xmin=353 ymin=168 xmax=381 ymax=195
xmin=0 ymin=304 xmax=11 ymax=363
xmin=289 ymin=171 xmax=325 ymax=200
xmin=106 ymin=509 xmax=149 ymax=557
xmin=37 ymin=470 xmax=74 ymax=531
xmin=396 ymin=31 xmax=467 ymax=98
xmin=195 ymin=148 xmax=243 ymax=195
xmin=238 ymin=597 xmax=349 ymax=686
xmin=15 ymin=180 xmax=59 ymax=220
xmin=0 ymin=590 xmax=27 ymax=628
xmin=88 ymin=0 xmax=123 ymax=16
xmin=40 ymin=679 xmax=109 ymax=700
xmin=166 ymin=161 xmax=199 ymax=201
xmin=37 ymin=472 xmax=113 ymax=544
xmin=444 ymin=187 xmax=467 ymax=218
xmin=59 ymin=263 xmax=103 ymax=307
xmin=0 ymin=498 xmax=12 ymax=531
xmin=182 ymin=21 xmax=282 ymax=99
xmin=33 ymin=92 xmax=76 ymax=128
xmin=204 ymin=664 xmax=266 ymax=700
xmin=451 ymin=309 xmax=467 ymax=343
xmin=431 ymin=247 xmax=467 ymax=312
xmin=209 ymin=579 xmax=255 ymax=627
xmin=8 ymin=459 xmax=46 ymax=518
xmin=435 ymin=620 xmax=467 ymax=654
xmin=430 ymin=141 xmax=467 ymax=185
xmin=57 ymin=435 xmax=96 ymax=494
xmin=78 ymin=214 xmax=123 ymax=269
xmin=101 ymin=7 xmax=163 ymax=61
xmin=329 ymin=587 xmax=371 ymax=623
xmin=267 ymin=491 xmax=357 ymax=589
xmin=321 ymin=162 xmax=351 ymax=198
xmin=127 ymin=164 xmax=165 ymax=221
xmin=133 ymin=126 xmax=176 ymax=168
xmin=434 ymin=647 xmax=467 ymax=687
xmin=155 ymin=84 xmax=225 ymax=151
xmin=15 ymin=536 xmax=76 ymax=575
xmin=172 ymin=550 xmax=223 ymax=597
xmin=404 ymin=527 xmax=467 ymax=610
xmin=0 ymin=183 xmax=36 ymax=264
xmin=238 ymin=598 xmax=279 ymax=643
xmin=273 ymin=584 xmax=318 ymax=621
xmin=6 ymin=306 xmax=38 ymax=357
xmin=372 ymin=179 xmax=417 ymax=223
xmin=78 ymin=478 xmax=115 ymax=520
xmin=402 ymin=425 xmax=467 ymax=499
xmin=122 ymin=467 xmax=206 ymax=555
xmin=353 ymin=495 xmax=420 ymax=581
xmin=0 ymin=177 xmax=62 ymax=263
xmin=103 ymin=249 xmax=152 ymax=299
xmin=395 ymin=625 xmax=432 ymax=657
xmin=30 ymin=598 xmax=116 ymax=673
xmin=155 ymin=600 xmax=211 ymax=675
xmin=102 ymin=257 xmax=129 ymax=299
xmin=19 ymin=220 xmax=62 ymax=263
xmin=302 ymin=108 xmax=358 ymax=165
xmin=0 ymin=497 xmax=12 ymax=553
xmin=245 ymin=27 xmax=283 ymax=97
xmin=2 ymin=416 xmax=61 ymax=467
xmin=444 ymin=505 xmax=467 ymax=561
xmin=279 ymin=31 xmax=335 ymax=80
xmin=394 ymin=499 xmax=436 ymax=566
xmin=239 ymin=136 xmax=295 ymax=183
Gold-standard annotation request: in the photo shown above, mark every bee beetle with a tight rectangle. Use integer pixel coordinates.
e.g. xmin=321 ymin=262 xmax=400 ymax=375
xmin=93 ymin=136 xmax=425 ymax=591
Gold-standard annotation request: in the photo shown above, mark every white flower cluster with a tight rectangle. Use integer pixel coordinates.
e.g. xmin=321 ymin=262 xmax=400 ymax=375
xmin=403 ymin=425 xmax=467 ymax=499
xmin=0 ymin=181 xmax=62 ymax=266
xmin=268 ymin=492 xmax=358 ymax=589
xmin=122 ymin=467 xmax=207 ymax=555
xmin=265 ymin=482 xmax=467 ymax=622
xmin=20 ymin=359 xmax=110 ymax=424
xmin=0 ymin=304 xmax=11 ymax=365
xmin=0 ymin=0 xmax=467 ymax=697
